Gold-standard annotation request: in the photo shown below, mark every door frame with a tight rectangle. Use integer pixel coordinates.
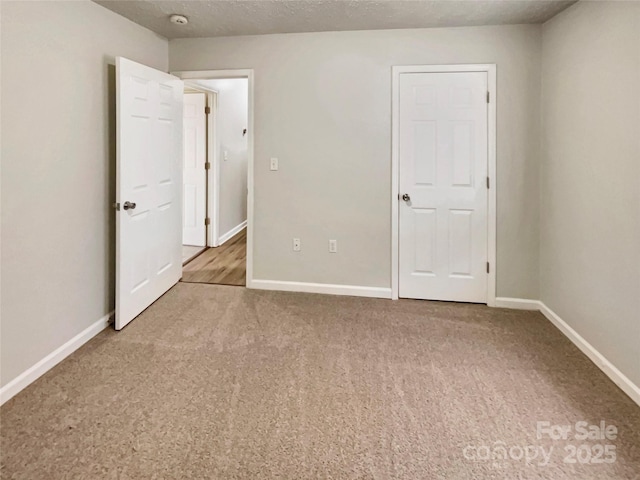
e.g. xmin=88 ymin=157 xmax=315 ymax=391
xmin=172 ymin=69 xmax=254 ymax=286
xmin=206 ymin=90 xmax=218 ymax=247
xmin=391 ymin=64 xmax=497 ymax=306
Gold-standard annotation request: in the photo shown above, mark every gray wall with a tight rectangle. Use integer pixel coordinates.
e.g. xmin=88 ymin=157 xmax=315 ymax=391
xmin=0 ymin=0 xmax=168 ymax=387
xmin=541 ymin=2 xmax=640 ymax=387
xmin=170 ymin=25 xmax=542 ymax=295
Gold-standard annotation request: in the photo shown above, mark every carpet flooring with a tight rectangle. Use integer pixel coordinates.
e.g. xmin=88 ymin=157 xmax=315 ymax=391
xmin=1 ymin=283 xmax=639 ymax=479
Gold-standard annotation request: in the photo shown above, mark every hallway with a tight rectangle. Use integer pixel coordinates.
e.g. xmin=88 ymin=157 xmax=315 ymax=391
xmin=181 ymin=229 xmax=246 ymax=286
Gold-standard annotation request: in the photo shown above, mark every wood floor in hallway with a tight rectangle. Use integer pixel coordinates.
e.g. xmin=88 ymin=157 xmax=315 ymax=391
xmin=181 ymin=229 xmax=246 ymax=286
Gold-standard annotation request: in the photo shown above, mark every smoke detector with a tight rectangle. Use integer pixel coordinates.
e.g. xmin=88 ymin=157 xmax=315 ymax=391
xmin=169 ymin=14 xmax=188 ymax=25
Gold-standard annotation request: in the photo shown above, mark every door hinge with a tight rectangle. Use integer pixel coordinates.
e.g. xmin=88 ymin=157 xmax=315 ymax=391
xmin=486 ymin=176 xmax=490 ymax=189
xmin=486 ymin=262 xmax=490 ymax=274
xmin=205 ymin=217 xmax=211 ymax=226
xmin=205 ymin=106 xmax=211 ymax=115
xmin=205 ymin=162 xmax=211 ymax=170
xmin=486 ymin=91 xmax=490 ymax=103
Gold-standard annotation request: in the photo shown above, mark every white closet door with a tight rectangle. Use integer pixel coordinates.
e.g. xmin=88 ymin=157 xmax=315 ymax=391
xmin=399 ymin=71 xmax=488 ymax=303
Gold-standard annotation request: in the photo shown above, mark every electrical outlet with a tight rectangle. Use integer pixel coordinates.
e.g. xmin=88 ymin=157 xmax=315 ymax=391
xmin=329 ymin=239 xmax=338 ymax=253
xmin=270 ymin=157 xmax=278 ymax=171
xmin=293 ymin=238 xmax=301 ymax=252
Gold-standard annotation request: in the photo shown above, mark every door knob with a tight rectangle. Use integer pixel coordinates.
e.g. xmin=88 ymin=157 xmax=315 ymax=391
xmin=123 ymin=201 xmax=137 ymax=211
xmin=402 ymin=194 xmax=411 ymax=202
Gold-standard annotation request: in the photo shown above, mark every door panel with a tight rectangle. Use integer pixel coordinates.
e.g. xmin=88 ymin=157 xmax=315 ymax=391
xmin=116 ymin=57 xmax=183 ymax=330
xmin=399 ymin=71 xmax=488 ymax=302
xmin=413 ymin=121 xmax=437 ymax=185
xmin=182 ymin=93 xmax=207 ymax=246
xmin=413 ymin=208 xmax=436 ymax=274
xmin=448 ymin=209 xmax=473 ymax=276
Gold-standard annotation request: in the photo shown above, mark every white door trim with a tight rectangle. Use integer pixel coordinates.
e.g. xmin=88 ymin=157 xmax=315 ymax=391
xmin=391 ymin=64 xmax=497 ymax=306
xmin=207 ymin=91 xmax=219 ymax=247
xmin=172 ymin=69 xmax=254 ymax=287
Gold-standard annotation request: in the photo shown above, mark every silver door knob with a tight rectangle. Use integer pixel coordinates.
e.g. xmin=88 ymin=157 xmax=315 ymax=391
xmin=402 ymin=194 xmax=411 ymax=202
xmin=123 ymin=201 xmax=137 ymax=210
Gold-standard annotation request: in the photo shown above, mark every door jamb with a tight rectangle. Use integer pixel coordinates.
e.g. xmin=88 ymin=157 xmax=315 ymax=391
xmin=206 ymin=91 xmax=219 ymax=248
xmin=391 ymin=64 xmax=497 ymax=306
xmin=173 ymin=69 xmax=255 ymax=287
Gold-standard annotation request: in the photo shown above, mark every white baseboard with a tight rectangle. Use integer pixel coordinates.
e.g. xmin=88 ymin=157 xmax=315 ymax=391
xmin=249 ymin=279 xmax=393 ymax=299
xmin=218 ymin=220 xmax=247 ymax=246
xmin=539 ymin=302 xmax=640 ymax=408
xmin=494 ymin=297 xmax=542 ymax=310
xmin=0 ymin=311 xmax=113 ymax=406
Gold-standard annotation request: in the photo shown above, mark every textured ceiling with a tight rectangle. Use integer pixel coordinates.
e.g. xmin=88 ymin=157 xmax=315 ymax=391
xmin=94 ymin=0 xmax=577 ymax=39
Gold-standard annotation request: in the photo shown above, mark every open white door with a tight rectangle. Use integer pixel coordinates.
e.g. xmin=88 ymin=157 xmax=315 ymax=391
xmin=116 ymin=57 xmax=183 ymax=330
xmin=182 ymin=93 xmax=207 ymax=247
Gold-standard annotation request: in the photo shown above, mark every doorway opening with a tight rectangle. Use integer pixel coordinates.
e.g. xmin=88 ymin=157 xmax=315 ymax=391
xmin=176 ymin=71 xmax=253 ymax=288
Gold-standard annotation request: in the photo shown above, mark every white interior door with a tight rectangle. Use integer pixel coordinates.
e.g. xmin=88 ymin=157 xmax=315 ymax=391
xmin=182 ymin=93 xmax=207 ymax=247
xmin=116 ymin=57 xmax=183 ymax=330
xmin=398 ymin=71 xmax=488 ymax=303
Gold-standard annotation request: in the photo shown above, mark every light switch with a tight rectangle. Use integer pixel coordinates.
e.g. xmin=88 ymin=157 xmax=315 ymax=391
xmin=270 ymin=157 xmax=278 ymax=171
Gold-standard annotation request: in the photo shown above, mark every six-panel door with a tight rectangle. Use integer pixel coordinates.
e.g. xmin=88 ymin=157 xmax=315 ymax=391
xmin=116 ymin=57 xmax=184 ymax=330
xmin=399 ymin=71 xmax=488 ymax=303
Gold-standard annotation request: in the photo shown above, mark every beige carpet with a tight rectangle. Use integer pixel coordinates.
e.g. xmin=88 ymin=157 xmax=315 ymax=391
xmin=1 ymin=283 xmax=639 ymax=479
